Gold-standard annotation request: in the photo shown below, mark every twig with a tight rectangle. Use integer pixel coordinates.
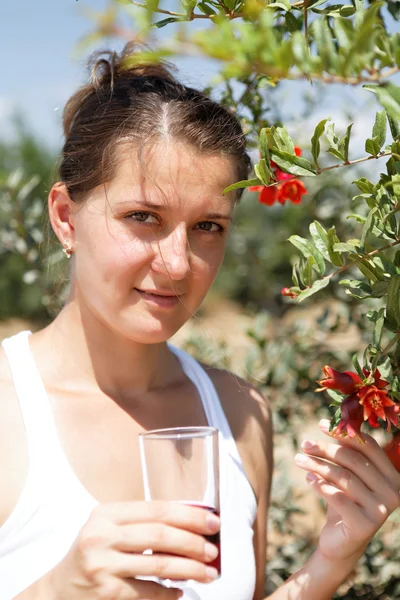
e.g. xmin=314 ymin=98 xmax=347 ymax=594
xmin=318 ymin=238 xmax=400 ymax=284
xmin=253 ymin=64 xmax=400 ymax=85
xmin=317 ymin=151 xmax=393 ymax=174
xmin=381 ymin=332 xmax=400 ymax=357
xmin=128 ymin=1 xmax=244 ymax=20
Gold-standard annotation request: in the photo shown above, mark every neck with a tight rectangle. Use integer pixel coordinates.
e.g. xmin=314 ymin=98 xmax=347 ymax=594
xmin=34 ymin=300 xmax=178 ymax=400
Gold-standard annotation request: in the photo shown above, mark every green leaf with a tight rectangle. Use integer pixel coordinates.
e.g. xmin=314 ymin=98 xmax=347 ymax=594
xmin=292 ymin=262 xmax=300 ymax=287
xmin=224 ymin=177 xmax=261 ymax=194
xmin=338 ymin=123 xmax=353 ymax=162
xmin=270 ymin=150 xmax=317 ymax=177
xmin=268 ymin=126 xmax=295 ymax=154
xmin=372 ymin=307 xmax=385 ymax=349
xmin=360 ymin=207 xmax=378 ymax=250
xmin=254 ymin=159 xmax=272 ymax=185
xmin=153 ymin=16 xmax=185 ymax=27
xmin=285 ymin=11 xmax=302 ymax=32
xmin=327 ymin=227 xmax=345 ymax=266
xmin=333 ymin=242 xmax=361 ymax=253
xmin=198 ymin=2 xmax=217 ymax=15
xmin=312 ymin=4 xmax=355 ymax=17
xmin=288 ymin=235 xmax=326 ymax=275
xmin=333 ymin=17 xmax=353 ymax=50
xmin=365 ymin=137 xmax=381 ymax=156
xmin=352 ymin=178 xmax=375 ymax=194
xmin=301 ymin=255 xmax=316 ymax=287
xmin=309 ymin=221 xmax=330 ymax=260
xmin=352 ymin=352 xmax=364 ymax=378
xmin=387 ymin=113 xmax=400 ymax=141
xmin=326 ymin=389 xmax=344 ymax=403
xmin=354 ymin=0 xmax=365 ymax=28
xmin=312 ymin=17 xmax=339 ymax=72
xmin=297 ymin=277 xmax=330 ymax=302
xmin=311 ymin=118 xmax=331 ymax=166
xmin=363 ymin=83 xmax=400 ymax=122
xmin=386 ymin=275 xmax=400 ymax=330
xmin=372 ymin=110 xmax=387 ymax=149
xmin=268 ymin=0 xmax=291 ymax=10
xmin=371 ymin=280 xmax=389 ymax=298
xmin=259 ymin=128 xmax=270 ymax=165
xmin=349 ymin=256 xmax=382 ymax=282
xmin=325 ymin=122 xmax=345 ymax=161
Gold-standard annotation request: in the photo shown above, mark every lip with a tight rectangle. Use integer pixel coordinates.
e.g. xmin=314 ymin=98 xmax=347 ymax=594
xmin=134 ymin=288 xmax=182 ymax=308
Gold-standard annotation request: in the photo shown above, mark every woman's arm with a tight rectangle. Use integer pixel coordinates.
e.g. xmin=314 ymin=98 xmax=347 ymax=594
xmin=264 ymin=420 xmax=400 ymax=600
xmin=209 ymin=367 xmax=400 ymax=600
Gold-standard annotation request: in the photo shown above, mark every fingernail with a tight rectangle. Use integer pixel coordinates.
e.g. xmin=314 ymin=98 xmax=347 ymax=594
xmin=301 ymin=440 xmax=315 ymax=450
xmin=206 ymin=512 xmax=220 ymax=532
xmin=319 ymin=419 xmax=330 ymax=431
xmin=306 ymin=472 xmax=318 ymax=482
xmin=205 ymin=566 xmax=219 ymax=581
xmin=205 ymin=542 xmax=219 ymax=561
xmin=295 ymin=453 xmax=308 ymax=464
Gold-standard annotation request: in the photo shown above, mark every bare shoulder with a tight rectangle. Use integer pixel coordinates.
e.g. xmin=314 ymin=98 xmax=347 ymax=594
xmin=201 ymin=364 xmax=273 ymax=500
xmin=0 ymin=346 xmax=28 ymax=527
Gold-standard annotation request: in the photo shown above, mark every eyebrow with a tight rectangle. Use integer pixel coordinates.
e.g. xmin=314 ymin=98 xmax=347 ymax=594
xmin=116 ymin=200 xmax=233 ymax=221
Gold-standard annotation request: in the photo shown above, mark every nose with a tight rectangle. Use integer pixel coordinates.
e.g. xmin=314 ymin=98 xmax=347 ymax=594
xmin=151 ymin=225 xmax=191 ymax=281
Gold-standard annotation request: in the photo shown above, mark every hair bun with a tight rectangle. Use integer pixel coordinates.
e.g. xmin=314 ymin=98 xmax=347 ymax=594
xmin=89 ymin=43 xmax=176 ymax=93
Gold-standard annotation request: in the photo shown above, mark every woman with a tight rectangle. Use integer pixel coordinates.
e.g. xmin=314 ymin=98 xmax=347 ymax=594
xmin=0 ymin=44 xmax=399 ymax=600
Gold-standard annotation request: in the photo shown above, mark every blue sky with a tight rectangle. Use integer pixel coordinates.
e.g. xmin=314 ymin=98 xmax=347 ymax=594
xmin=1 ymin=0 xmax=397 ymax=161
xmin=0 ymin=0 xmax=221 ymax=148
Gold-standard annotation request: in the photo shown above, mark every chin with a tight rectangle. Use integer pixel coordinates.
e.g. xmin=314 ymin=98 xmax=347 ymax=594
xmin=116 ymin=318 xmax=185 ymax=345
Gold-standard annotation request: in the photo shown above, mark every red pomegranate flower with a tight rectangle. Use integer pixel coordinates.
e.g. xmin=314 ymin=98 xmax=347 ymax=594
xmin=358 ymin=385 xmax=399 ymax=432
xmin=250 ymin=146 xmax=307 ymax=207
xmin=316 ymin=365 xmax=400 ymax=437
xmin=316 ymin=365 xmax=362 ymax=394
xmin=248 ymin=185 xmax=277 ymax=206
xmin=334 ymin=394 xmax=365 ymax=442
xmin=281 ymin=287 xmax=297 ymax=299
xmin=276 ymin=180 xmax=307 ymax=205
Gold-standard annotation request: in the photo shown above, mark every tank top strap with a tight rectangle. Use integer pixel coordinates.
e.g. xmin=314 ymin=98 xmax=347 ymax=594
xmin=168 ymin=344 xmax=245 ymax=469
xmin=1 ymin=330 xmax=61 ymax=469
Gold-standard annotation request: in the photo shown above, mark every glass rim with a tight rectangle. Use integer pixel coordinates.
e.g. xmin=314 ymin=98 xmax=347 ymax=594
xmin=139 ymin=426 xmax=218 ymax=440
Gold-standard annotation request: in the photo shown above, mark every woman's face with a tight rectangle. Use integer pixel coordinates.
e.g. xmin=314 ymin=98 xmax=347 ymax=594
xmin=69 ymin=140 xmax=238 ymax=343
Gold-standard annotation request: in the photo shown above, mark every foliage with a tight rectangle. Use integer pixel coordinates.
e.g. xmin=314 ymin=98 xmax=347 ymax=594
xmin=0 ymin=122 xmax=63 ymax=321
xmin=181 ymin=313 xmax=400 ymax=598
xmin=86 ymin=0 xmax=400 ymax=436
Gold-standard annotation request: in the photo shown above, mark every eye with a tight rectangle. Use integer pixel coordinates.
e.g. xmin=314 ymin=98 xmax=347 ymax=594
xmin=195 ymin=221 xmax=224 ymax=233
xmin=126 ymin=211 xmax=159 ymax=225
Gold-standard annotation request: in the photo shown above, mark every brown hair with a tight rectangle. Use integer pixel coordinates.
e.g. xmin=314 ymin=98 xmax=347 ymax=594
xmin=59 ymin=43 xmax=251 ymax=201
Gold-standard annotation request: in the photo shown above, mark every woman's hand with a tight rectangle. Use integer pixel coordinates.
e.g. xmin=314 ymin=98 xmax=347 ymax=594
xmin=49 ymin=501 xmax=220 ymax=600
xmin=295 ymin=419 xmax=400 ymax=563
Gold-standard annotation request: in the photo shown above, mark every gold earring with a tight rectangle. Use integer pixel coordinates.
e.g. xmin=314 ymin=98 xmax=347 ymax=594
xmin=62 ymin=245 xmax=73 ymax=258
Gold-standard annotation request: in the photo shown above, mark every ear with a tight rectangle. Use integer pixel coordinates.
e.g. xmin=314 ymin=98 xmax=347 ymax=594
xmin=48 ymin=183 xmax=77 ymax=250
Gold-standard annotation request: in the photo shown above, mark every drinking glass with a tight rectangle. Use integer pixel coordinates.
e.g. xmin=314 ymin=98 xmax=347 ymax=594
xmin=139 ymin=426 xmax=220 ymax=587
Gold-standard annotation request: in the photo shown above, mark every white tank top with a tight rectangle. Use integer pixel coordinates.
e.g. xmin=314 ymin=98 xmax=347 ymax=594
xmin=0 ymin=331 xmax=257 ymax=600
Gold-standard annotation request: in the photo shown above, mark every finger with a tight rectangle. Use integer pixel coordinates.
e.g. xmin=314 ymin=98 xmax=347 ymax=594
xmin=116 ymin=523 xmax=219 ymax=564
xmin=295 ymin=452 xmax=373 ymax=509
xmin=95 ymin=575 xmax=183 ymax=600
xmin=299 ymin=439 xmax=393 ymax=496
xmin=320 ymin=419 xmax=400 ymax=487
xmin=96 ymin=501 xmax=220 ymax=536
xmin=107 ymin=550 xmax=219 ymax=583
xmin=305 ymin=472 xmax=371 ymax=527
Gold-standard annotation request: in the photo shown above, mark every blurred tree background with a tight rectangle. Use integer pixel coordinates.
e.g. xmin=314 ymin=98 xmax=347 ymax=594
xmin=1 ymin=0 xmax=400 ymax=597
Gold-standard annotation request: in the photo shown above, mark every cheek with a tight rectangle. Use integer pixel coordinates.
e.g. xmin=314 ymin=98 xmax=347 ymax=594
xmin=191 ymin=243 xmax=225 ymax=283
xmin=75 ymin=223 xmax=154 ymax=285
